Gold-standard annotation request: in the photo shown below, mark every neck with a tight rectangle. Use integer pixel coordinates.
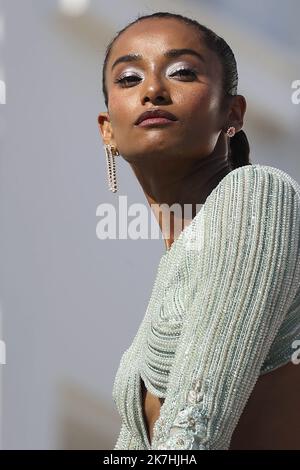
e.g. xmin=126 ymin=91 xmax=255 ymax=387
xmin=129 ymin=132 xmax=231 ymax=251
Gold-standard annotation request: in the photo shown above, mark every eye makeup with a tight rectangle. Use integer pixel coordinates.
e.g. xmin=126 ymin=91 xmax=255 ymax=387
xmin=113 ymin=62 xmax=202 ymax=86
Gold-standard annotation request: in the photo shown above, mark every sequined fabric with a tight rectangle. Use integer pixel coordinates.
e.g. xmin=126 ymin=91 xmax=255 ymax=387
xmin=112 ymin=164 xmax=300 ymax=450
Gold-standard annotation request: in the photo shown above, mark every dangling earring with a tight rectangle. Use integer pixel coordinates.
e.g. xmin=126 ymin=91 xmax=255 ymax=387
xmin=103 ymin=144 xmax=119 ymax=193
xmin=226 ymin=126 xmax=236 ymax=137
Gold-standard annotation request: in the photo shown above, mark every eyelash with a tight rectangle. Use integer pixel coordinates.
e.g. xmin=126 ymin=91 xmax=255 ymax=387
xmin=114 ymin=67 xmax=197 ymax=86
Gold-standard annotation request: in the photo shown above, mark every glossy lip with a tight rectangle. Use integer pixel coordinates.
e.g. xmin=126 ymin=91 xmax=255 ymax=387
xmin=134 ymin=108 xmax=178 ymax=126
xmin=137 ymin=117 xmax=177 ymax=127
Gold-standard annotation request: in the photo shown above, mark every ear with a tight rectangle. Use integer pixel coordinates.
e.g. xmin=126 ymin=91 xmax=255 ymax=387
xmin=97 ymin=112 xmax=118 ymax=146
xmin=224 ymin=95 xmax=247 ymax=133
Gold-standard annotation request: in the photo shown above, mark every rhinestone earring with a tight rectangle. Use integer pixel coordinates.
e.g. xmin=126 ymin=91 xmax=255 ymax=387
xmin=103 ymin=144 xmax=120 ymax=193
xmin=226 ymin=126 xmax=236 ymax=138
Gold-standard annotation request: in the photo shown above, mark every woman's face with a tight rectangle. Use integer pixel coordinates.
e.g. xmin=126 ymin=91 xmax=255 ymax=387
xmin=103 ymin=18 xmax=228 ymax=162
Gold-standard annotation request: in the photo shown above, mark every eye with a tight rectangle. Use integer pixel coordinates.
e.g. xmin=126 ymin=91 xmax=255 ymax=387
xmin=169 ymin=67 xmax=197 ymax=79
xmin=114 ymin=67 xmax=198 ymax=88
xmin=114 ymin=74 xmax=141 ymax=87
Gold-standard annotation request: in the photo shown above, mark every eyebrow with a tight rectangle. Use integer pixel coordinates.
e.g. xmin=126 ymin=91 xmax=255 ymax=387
xmin=111 ymin=48 xmax=206 ymax=71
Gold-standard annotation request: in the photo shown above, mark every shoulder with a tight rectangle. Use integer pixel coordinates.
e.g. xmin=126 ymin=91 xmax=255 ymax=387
xmin=187 ymin=164 xmax=300 ymax=250
xmin=205 ymin=164 xmax=300 ymax=207
xmin=183 ymin=164 xmax=300 ymax=265
xmin=227 ymin=163 xmax=300 ymax=191
xmin=190 ymin=163 xmax=300 ymax=238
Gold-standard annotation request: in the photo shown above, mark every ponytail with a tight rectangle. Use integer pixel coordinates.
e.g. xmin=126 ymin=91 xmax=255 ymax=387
xmin=228 ymin=130 xmax=252 ymax=170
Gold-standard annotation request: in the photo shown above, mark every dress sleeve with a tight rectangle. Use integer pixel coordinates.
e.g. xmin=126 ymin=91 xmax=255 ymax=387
xmin=151 ymin=165 xmax=300 ymax=450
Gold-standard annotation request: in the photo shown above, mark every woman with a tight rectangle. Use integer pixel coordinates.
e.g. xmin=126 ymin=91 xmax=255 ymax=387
xmin=98 ymin=12 xmax=300 ymax=450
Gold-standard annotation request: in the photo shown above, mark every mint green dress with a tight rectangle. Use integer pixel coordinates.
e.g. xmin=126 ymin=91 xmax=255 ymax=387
xmin=112 ymin=164 xmax=300 ymax=450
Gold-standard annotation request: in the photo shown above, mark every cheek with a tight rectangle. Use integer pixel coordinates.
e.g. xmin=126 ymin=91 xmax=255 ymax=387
xmin=177 ymin=88 xmax=222 ymax=153
xmin=181 ymin=87 xmax=220 ymax=124
xmin=107 ymin=89 xmax=136 ymax=129
xmin=105 ymin=90 xmax=139 ymax=155
xmin=106 ymin=91 xmax=121 ymax=124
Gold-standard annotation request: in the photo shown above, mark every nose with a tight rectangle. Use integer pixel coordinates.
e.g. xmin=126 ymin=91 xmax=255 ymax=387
xmin=140 ymin=73 xmax=171 ymax=105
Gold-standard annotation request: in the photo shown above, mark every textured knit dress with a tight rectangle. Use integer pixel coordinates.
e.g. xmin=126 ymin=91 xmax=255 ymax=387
xmin=112 ymin=164 xmax=300 ymax=450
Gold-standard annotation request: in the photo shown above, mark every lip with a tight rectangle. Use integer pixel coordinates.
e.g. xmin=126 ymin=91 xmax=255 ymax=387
xmin=137 ymin=117 xmax=177 ymax=127
xmin=134 ymin=109 xmax=178 ymax=126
